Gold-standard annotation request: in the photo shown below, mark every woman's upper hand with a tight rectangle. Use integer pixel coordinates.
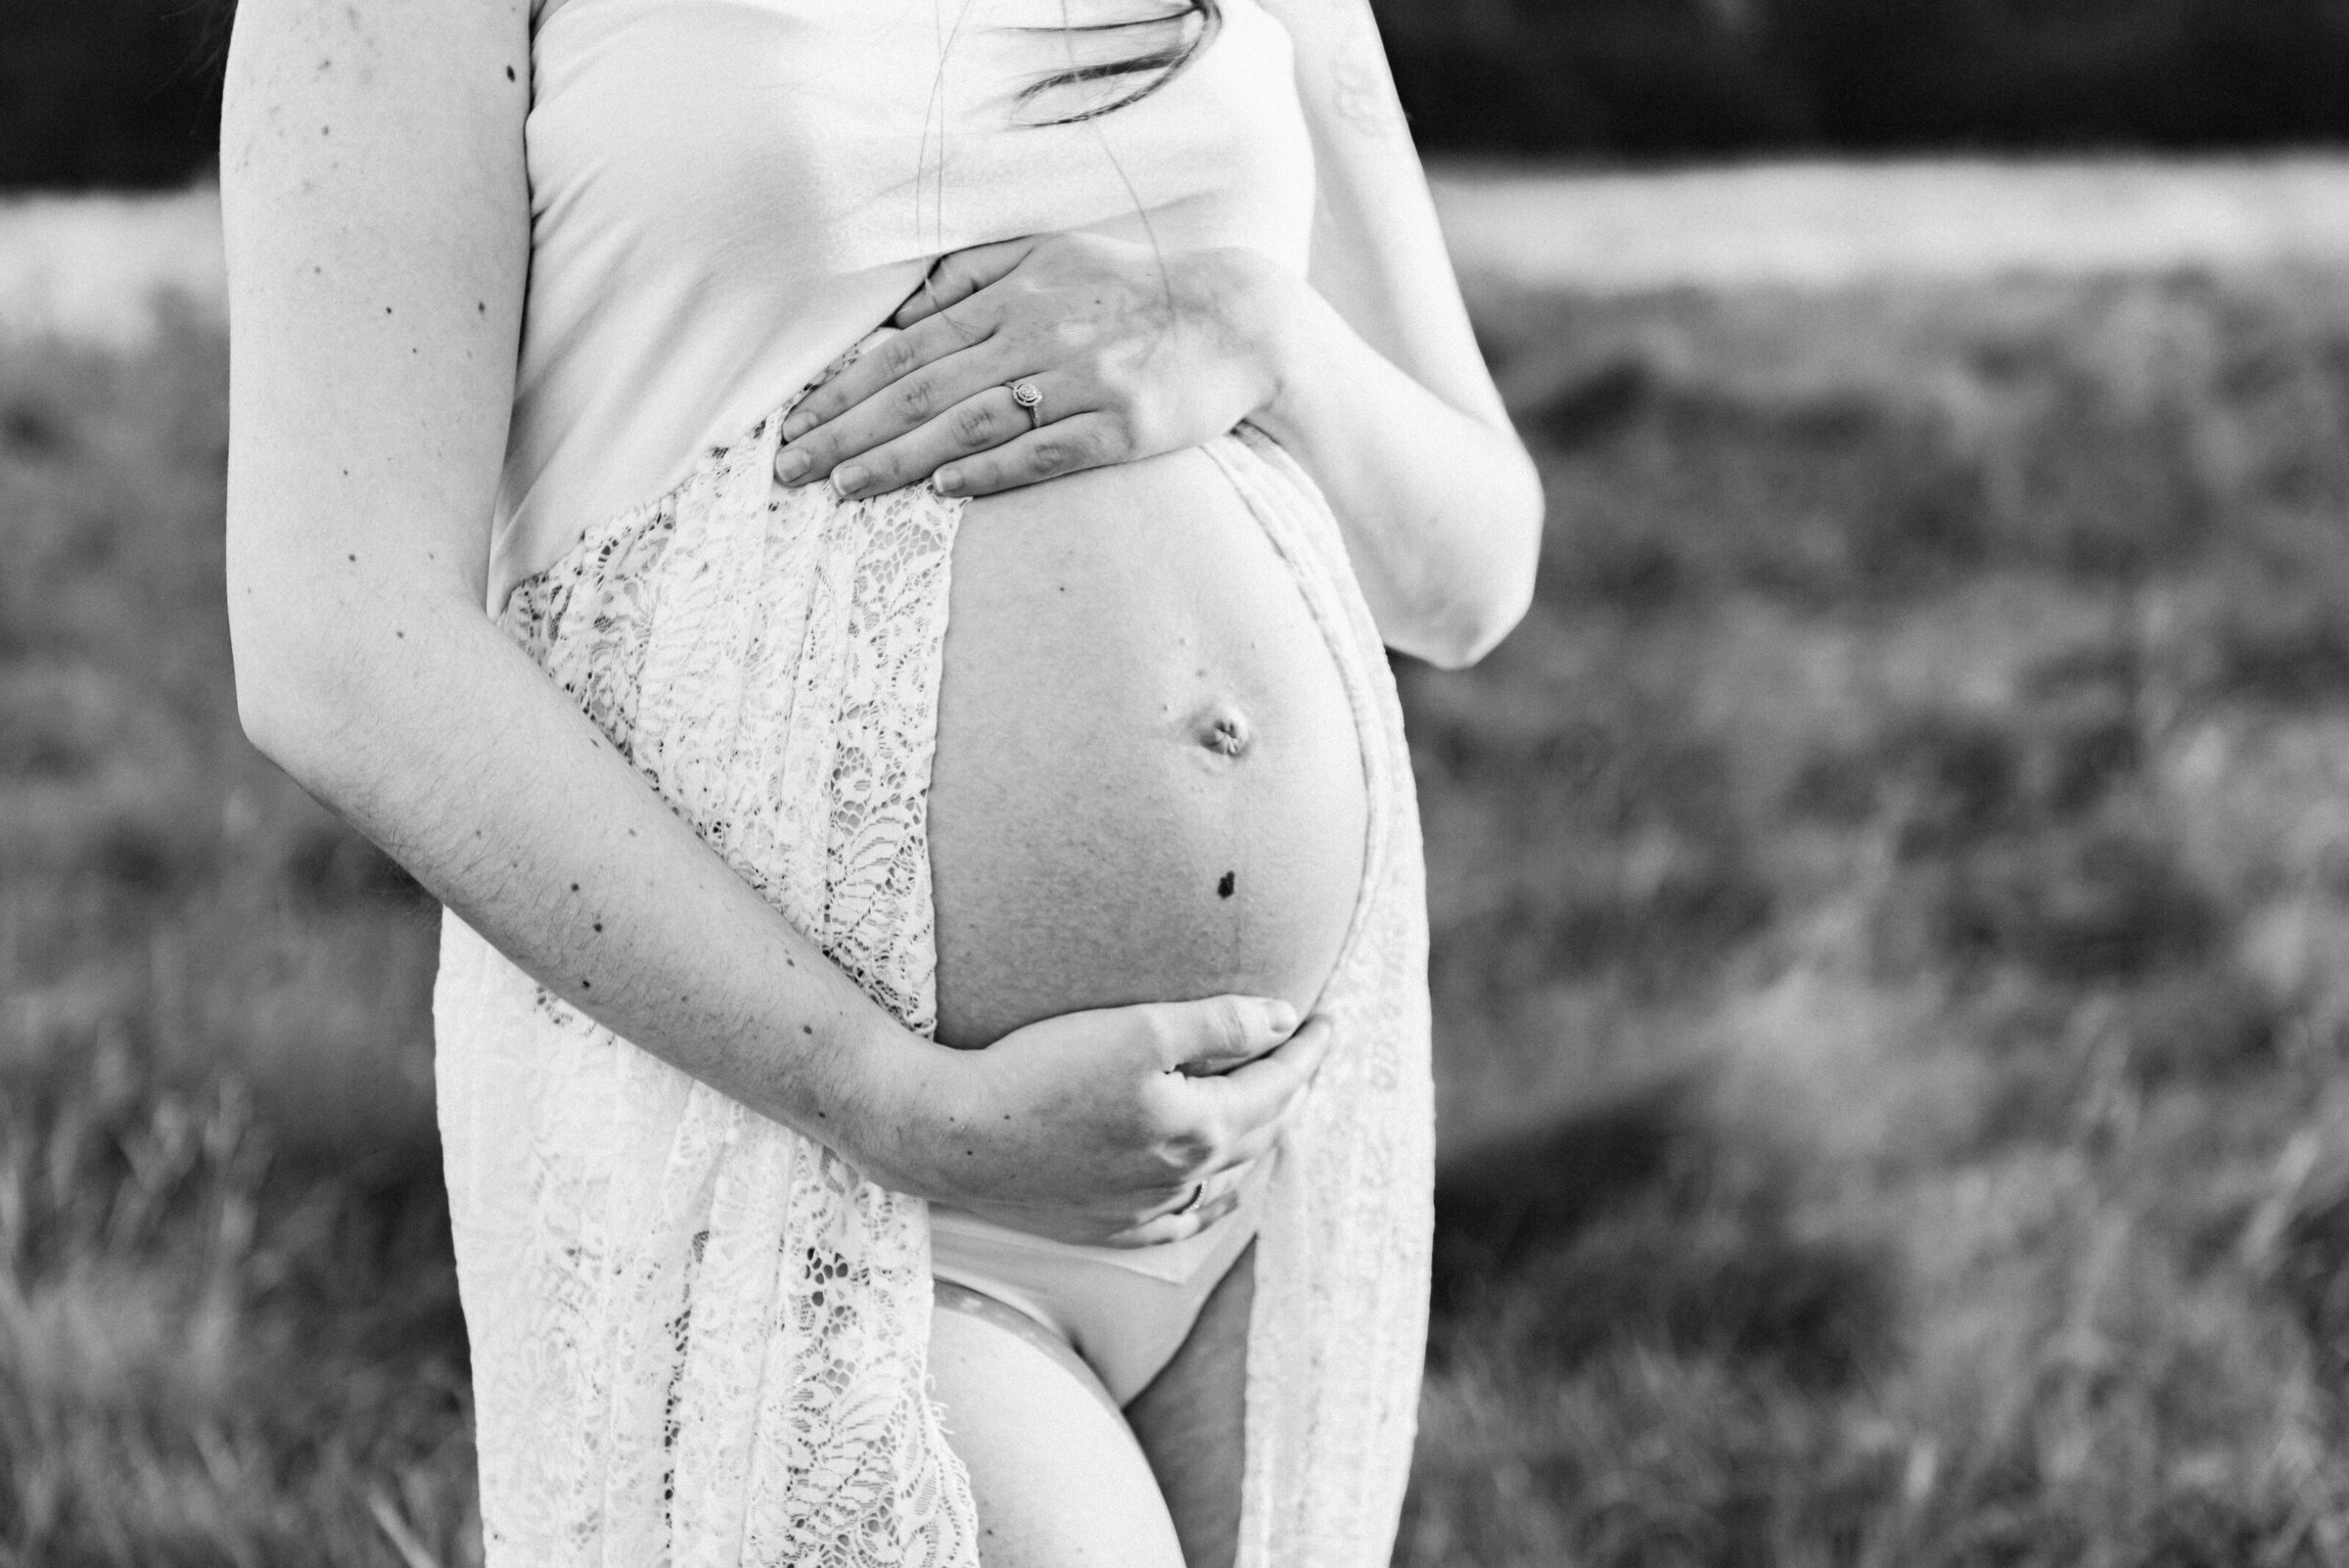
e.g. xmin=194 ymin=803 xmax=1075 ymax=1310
xmin=866 ymin=994 xmax=1332 ymax=1248
xmin=771 ymin=233 xmax=1282 ymax=502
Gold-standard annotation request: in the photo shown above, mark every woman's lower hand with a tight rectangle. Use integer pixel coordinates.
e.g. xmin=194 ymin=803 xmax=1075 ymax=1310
xmin=770 ymin=234 xmax=1286 ymax=501
xmin=873 ymin=994 xmax=1331 ymax=1248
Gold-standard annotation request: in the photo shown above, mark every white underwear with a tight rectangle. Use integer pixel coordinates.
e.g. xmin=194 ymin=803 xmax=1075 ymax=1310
xmin=928 ymin=1149 xmax=1278 ymax=1407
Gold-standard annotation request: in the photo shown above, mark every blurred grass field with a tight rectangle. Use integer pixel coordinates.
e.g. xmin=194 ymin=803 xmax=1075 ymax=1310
xmin=7 ymin=187 xmax=2349 ymax=1564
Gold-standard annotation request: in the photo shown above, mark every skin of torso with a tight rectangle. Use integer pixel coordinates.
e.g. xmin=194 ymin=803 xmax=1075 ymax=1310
xmin=927 ymin=445 xmax=1368 ymax=1050
xmin=495 ymin=2 xmax=1379 ymax=1054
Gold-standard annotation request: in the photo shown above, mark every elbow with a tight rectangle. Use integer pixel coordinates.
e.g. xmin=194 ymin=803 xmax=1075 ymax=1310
xmin=1403 ymin=452 xmax=1543 ymax=671
xmin=224 ymin=508 xmax=490 ymax=795
xmin=1443 ymin=573 xmax=1537 ymax=670
xmin=235 ymin=670 xmax=329 ymax=788
xmin=232 ymin=622 xmax=346 ymax=792
xmin=226 ymin=582 xmax=389 ymax=798
xmin=1410 ymin=575 xmax=1533 ymax=671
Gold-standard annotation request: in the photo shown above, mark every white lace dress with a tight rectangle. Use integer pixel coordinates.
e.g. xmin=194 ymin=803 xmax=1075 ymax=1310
xmin=431 ymin=413 xmax=1433 ymax=1567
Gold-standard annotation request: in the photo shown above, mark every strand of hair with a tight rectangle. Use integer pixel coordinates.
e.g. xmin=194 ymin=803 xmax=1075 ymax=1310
xmin=1015 ymin=0 xmax=1221 ymax=127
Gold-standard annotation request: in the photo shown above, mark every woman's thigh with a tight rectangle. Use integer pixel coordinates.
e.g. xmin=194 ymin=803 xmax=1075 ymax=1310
xmin=928 ymin=1298 xmax=1186 ymax=1567
xmin=1124 ymin=1241 xmax=1254 ymax=1568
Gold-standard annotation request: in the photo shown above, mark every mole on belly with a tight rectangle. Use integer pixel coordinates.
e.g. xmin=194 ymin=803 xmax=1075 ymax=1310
xmin=1195 ymin=705 xmax=1253 ymax=760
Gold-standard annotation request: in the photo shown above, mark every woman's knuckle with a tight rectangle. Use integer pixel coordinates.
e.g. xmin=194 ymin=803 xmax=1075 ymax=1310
xmin=893 ymin=376 xmax=940 ymax=420
xmin=1125 ymin=1015 xmax=1172 ymax=1064
xmin=1159 ymin=1103 xmax=1200 ymax=1146
xmin=950 ymin=401 xmax=995 ymax=444
xmin=999 ymin=319 xmax=1044 ymax=358
xmin=1131 ymin=1080 xmax=1178 ymax=1130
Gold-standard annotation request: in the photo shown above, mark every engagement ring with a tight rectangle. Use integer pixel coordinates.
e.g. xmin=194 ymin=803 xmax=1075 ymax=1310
xmin=1005 ymin=379 xmax=1044 ymax=429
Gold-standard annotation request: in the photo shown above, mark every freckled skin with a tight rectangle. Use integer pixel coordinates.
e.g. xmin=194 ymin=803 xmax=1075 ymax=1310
xmin=927 ymin=445 xmax=1365 ymax=1050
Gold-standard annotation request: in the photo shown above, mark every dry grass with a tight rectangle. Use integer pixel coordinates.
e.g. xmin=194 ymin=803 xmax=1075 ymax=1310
xmin=0 ymin=307 xmax=467 ymax=1568
xmin=1402 ymin=267 xmax=2349 ymax=1564
xmin=6 ymin=257 xmax=2349 ymax=1564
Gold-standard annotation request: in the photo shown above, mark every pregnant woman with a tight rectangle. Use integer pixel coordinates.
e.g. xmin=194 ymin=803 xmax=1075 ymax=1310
xmin=219 ymin=0 xmax=1540 ymax=1562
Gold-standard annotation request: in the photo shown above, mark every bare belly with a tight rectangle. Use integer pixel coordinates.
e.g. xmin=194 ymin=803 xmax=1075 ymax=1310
xmin=927 ymin=442 xmax=1368 ymax=1049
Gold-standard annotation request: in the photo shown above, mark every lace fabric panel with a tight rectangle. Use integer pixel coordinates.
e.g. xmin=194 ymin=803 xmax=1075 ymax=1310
xmin=433 ymin=413 xmax=1433 ymax=1568
xmin=437 ymin=417 xmax=981 ymax=1567
xmin=1207 ymin=429 xmax=1435 ymax=1566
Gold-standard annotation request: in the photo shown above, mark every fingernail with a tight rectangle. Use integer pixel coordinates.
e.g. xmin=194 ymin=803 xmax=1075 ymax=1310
xmin=781 ymin=412 xmax=815 ymax=440
xmin=775 ymin=449 xmax=810 ymax=483
xmin=1262 ymin=1000 xmax=1300 ymax=1037
xmin=935 ymin=465 xmax=963 ymax=494
xmin=832 ymin=464 xmax=867 ymax=496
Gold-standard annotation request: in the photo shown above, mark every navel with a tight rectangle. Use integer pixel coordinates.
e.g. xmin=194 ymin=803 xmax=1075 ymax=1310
xmin=1193 ymin=704 xmax=1253 ymax=760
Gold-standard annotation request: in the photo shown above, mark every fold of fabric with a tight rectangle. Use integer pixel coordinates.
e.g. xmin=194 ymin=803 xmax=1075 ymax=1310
xmin=433 ymin=416 xmax=1431 ymax=1567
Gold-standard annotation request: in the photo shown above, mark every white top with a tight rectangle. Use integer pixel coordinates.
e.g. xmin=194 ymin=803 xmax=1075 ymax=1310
xmin=494 ymin=0 xmax=1318 ymax=607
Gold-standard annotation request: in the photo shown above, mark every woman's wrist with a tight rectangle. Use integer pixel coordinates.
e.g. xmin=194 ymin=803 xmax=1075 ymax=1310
xmin=1188 ymin=245 xmax=1309 ymax=429
xmin=806 ymin=1003 xmax=968 ymax=1198
xmin=1182 ymin=245 xmax=1543 ymax=668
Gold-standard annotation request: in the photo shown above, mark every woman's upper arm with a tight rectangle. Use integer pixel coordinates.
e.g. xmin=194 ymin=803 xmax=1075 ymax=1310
xmin=219 ymin=0 xmax=531 ymax=658
xmin=1252 ymin=0 xmax=1510 ymax=432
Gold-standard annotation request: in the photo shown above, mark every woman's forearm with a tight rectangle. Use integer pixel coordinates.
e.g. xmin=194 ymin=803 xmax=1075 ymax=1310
xmin=222 ymin=0 xmax=1324 ymax=1249
xmin=1222 ymin=252 xmax=1543 ymax=669
xmin=234 ymin=574 xmax=936 ymax=1177
xmin=234 ymin=569 xmax=1327 ymax=1241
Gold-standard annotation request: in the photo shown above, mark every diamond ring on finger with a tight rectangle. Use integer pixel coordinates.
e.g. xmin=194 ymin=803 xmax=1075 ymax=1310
xmin=1004 ymin=379 xmax=1043 ymax=429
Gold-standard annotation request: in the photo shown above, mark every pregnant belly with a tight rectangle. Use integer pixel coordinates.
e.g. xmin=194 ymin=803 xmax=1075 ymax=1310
xmin=927 ymin=442 xmax=1368 ymax=1049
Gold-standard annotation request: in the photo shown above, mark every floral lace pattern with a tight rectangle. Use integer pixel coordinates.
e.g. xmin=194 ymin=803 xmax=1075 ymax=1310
xmin=432 ymin=414 xmax=1431 ymax=1566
